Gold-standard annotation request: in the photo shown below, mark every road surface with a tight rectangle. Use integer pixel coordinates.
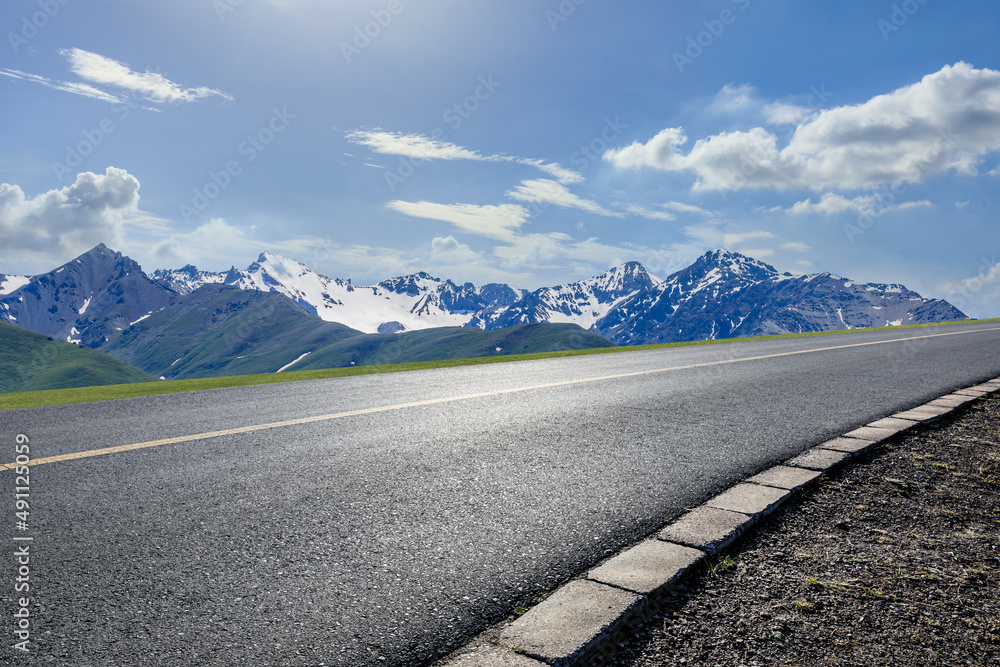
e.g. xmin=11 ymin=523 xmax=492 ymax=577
xmin=2 ymin=322 xmax=1000 ymax=665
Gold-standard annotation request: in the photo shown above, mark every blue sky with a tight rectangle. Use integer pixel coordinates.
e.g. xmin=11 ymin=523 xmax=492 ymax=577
xmin=1 ymin=0 xmax=999 ymax=316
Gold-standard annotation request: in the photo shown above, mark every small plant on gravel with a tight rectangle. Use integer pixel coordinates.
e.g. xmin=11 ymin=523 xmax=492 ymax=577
xmin=705 ymin=555 xmax=736 ymax=575
xmin=805 ymin=576 xmax=823 ymax=588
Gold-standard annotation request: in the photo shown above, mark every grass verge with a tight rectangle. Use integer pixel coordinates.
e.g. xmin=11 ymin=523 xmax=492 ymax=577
xmin=3 ymin=318 xmax=997 ymax=411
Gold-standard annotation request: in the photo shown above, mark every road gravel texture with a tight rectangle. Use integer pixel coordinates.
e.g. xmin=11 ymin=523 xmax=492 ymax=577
xmin=0 ymin=323 xmax=999 ymax=665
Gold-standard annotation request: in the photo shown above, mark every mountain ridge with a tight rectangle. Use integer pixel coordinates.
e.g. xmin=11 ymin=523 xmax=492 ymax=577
xmin=1 ymin=245 xmax=970 ymax=355
xmin=150 ymin=246 xmax=966 ymax=344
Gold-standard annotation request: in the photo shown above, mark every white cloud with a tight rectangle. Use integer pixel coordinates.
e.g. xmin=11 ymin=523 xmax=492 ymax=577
xmin=763 ymin=102 xmax=814 ymax=126
xmin=60 ymin=49 xmax=232 ymax=103
xmin=388 ymin=201 xmax=529 ymax=241
xmin=518 ymin=159 xmax=585 ymax=185
xmin=606 ymin=63 xmax=1000 ymax=191
xmin=940 ymin=258 xmax=1000 ymax=318
xmin=0 ymin=67 xmax=121 ymax=104
xmin=624 ymin=204 xmax=675 ymax=221
xmin=2 ymin=50 xmax=231 ymax=105
xmin=347 ymin=131 xmax=586 ymax=185
xmin=724 ymin=231 xmax=775 ymax=245
xmin=707 ymin=83 xmax=757 ymax=115
xmin=785 ymin=192 xmax=933 ymax=217
xmin=270 ymin=236 xmax=418 ymax=283
xmin=706 ymin=82 xmax=818 ymax=126
xmin=682 ymin=225 xmax=775 ymax=251
xmin=0 ymin=167 xmax=139 ymax=259
xmin=346 ymin=130 xmax=496 ymax=162
xmin=430 ymin=235 xmax=483 ymax=264
xmin=780 ymin=241 xmax=812 ymax=253
xmin=493 ymin=232 xmax=631 ymax=272
xmin=661 ymin=201 xmax=713 ymax=216
xmin=145 ymin=218 xmax=258 ymax=269
xmin=603 ymin=127 xmax=689 ymax=172
xmin=506 ymin=179 xmax=621 ymax=217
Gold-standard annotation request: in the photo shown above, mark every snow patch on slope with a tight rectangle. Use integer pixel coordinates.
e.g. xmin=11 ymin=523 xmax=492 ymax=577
xmin=0 ymin=275 xmax=29 ymax=295
xmin=277 ymin=351 xmax=311 ymax=372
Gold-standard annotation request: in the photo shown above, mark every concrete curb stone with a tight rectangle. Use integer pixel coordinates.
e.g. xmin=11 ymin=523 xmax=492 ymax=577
xmin=706 ymin=483 xmax=791 ymax=517
xmin=893 ymin=406 xmax=952 ymax=421
xmin=746 ymin=465 xmax=824 ymax=491
xmin=785 ymin=446 xmax=852 ymax=471
xmin=928 ymin=396 xmax=973 ymax=408
xmin=497 ymin=580 xmax=641 ymax=666
xmin=657 ymin=506 xmax=755 ymax=555
xmin=442 ymin=646 xmax=547 ymax=666
xmin=819 ymin=436 xmax=877 ymax=454
xmin=843 ymin=425 xmax=900 ymax=442
xmin=866 ymin=417 xmax=918 ymax=431
xmin=587 ymin=540 xmax=704 ymax=595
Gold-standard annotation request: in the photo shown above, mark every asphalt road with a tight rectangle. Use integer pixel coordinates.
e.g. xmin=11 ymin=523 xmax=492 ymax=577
xmin=2 ymin=322 xmax=1000 ymax=666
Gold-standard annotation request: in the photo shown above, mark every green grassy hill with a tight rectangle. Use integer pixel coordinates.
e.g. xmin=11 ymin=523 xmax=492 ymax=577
xmin=292 ymin=322 xmax=615 ymax=371
xmin=0 ymin=321 xmax=157 ymax=393
xmin=97 ymin=284 xmax=364 ymax=380
xmin=98 ymin=284 xmax=615 ymax=379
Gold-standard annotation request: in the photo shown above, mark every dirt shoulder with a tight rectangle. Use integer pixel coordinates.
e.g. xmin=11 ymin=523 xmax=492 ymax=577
xmin=610 ymin=394 xmax=1000 ymax=666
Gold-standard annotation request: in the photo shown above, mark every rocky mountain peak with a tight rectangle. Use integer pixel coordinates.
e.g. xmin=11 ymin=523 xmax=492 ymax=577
xmin=0 ymin=245 xmax=176 ymax=345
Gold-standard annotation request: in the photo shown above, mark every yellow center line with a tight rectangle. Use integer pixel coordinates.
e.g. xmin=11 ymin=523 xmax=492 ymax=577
xmin=4 ymin=326 xmax=999 ymax=470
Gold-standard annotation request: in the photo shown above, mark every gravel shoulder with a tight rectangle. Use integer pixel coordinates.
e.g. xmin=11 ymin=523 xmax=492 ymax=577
xmin=609 ymin=394 xmax=1000 ymax=666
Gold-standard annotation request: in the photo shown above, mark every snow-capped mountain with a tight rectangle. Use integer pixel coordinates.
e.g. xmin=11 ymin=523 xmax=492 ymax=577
xmin=152 ymin=248 xmax=966 ymax=344
xmin=0 ymin=245 xmax=969 ymax=354
xmin=152 ymin=251 xmax=526 ymax=334
xmin=0 ymin=244 xmax=177 ymax=346
xmin=591 ymin=250 xmax=967 ymax=344
xmin=467 ymin=261 xmax=659 ymax=331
